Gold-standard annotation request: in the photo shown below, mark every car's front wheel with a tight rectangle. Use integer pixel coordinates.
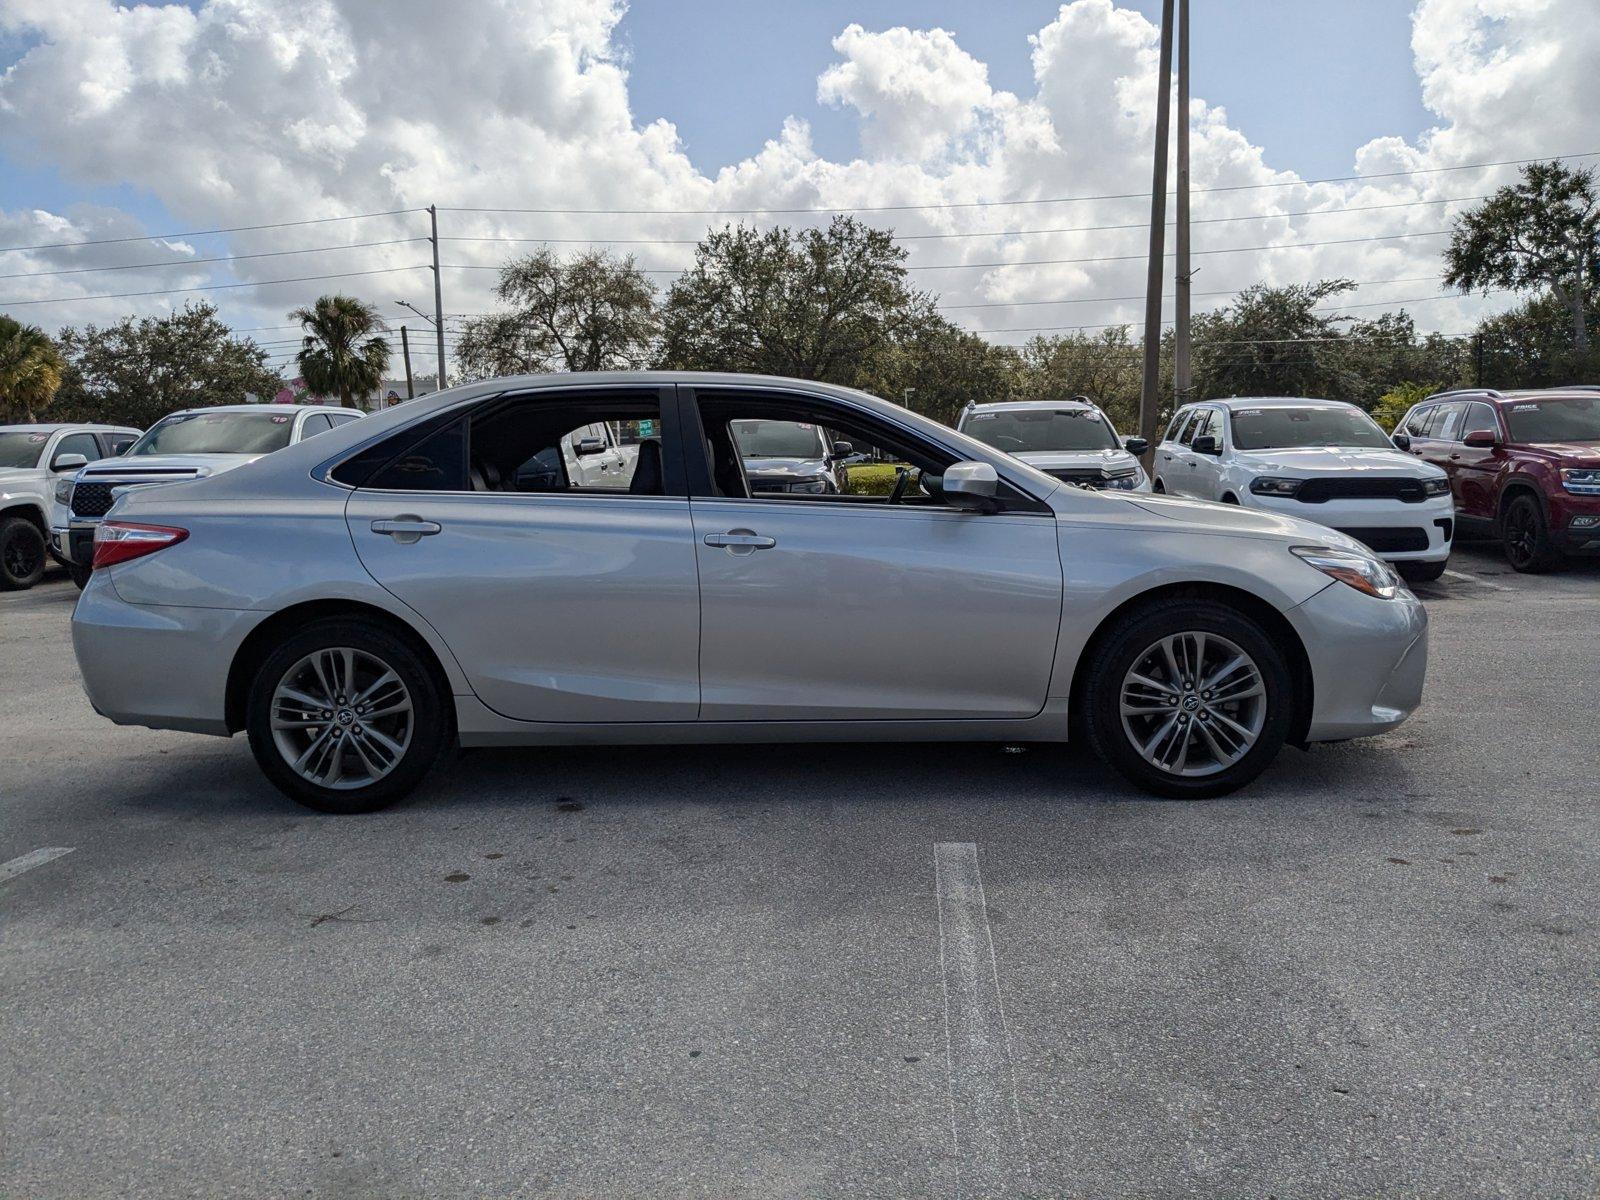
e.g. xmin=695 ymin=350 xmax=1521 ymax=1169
xmin=1080 ymin=598 xmax=1294 ymax=799
xmin=1500 ymin=492 xmax=1562 ymax=573
xmin=245 ymin=619 xmax=448 ymax=813
xmin=0 ymin=516 xmax=47 ymax=591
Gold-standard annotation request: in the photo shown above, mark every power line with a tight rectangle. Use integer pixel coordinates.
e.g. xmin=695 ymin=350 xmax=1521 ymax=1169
xmin=0 ymin=208 xmax=425 ymax=256
xmin=435 ymin=152 xmax=1596 ymax=216
xmin=434 ymin=194 xmax=1487 ymax=249
xmin=0 ymin=265 xmax=429 ymax=308
xmin=0 ymin=237 xmax=428 ymax=281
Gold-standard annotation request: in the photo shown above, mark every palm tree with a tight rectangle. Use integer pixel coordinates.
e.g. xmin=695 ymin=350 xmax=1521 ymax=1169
xmin=290 ymin=295 xmax=390 ymax=408
xmin=0 ymin=316 xmax=68 ymax=423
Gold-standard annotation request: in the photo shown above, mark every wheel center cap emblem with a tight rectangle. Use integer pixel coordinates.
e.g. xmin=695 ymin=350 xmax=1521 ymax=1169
xmin=338 ymin=709 xmax=354 ymax=725
xmin=1182 ymin=695 xmax=1200 ymax=712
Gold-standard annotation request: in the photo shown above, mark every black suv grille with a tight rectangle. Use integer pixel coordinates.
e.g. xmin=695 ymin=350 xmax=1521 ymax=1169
xmin=70 ymin=482 xmax=118 ymax=518
xmin=1296 ymin=478 xmax=1426 ymax=504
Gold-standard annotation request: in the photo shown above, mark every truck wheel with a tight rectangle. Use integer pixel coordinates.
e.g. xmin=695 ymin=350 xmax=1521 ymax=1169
xmin=68 ymin=562 xmax=93 ymax=589
xmin=1501 ymin=493 xmax=1562 ymax=573
xmin=0 ymin=517 xmax=47 ymax=591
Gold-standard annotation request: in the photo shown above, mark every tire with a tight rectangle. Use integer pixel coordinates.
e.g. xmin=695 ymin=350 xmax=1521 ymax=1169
xmin=0 ymin=516 xmax=47 ymax=591
xmin=1220 ymin=494 xmax=1240 ymax=505
xmin=1397 ymin=559 xmax=1447 ymax=583
xmin=1080 ymin=598 xmax=1294 ymax=799
xmin=1500 ymin=492 xmax=1562 ymax=573
xmin=1152 ymin=478 xmax=1166 ymax=494
xmin=68 ymin=562 xmax=92 ymax=589
xmin=245 ymin=618 xmax=448 ymax=813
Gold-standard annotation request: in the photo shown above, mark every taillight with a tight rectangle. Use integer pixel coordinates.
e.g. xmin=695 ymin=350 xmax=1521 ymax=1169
xmin=92 ymin=521 xmax=189 ymax=570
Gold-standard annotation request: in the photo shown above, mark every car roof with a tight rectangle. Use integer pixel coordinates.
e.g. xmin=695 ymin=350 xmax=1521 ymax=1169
xmin=159 ymin=404 xmax=354 ymax=417
xmin=965 ymin=399 xmax=1100 ymax=415
xmin=1418 ymin=387 xmax=1600 ymax=408
xmin=1190 ymin=397 xmax=1358 ymax=412
xmin=0 ymin=422 xmax=140 ymax=434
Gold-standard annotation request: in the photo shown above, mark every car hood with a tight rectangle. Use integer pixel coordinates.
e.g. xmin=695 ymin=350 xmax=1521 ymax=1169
xmin=77 ymin=452 xmax=262 ymax=478
xmin=1517 ymin=441 xmax=1600 ymax=467
xmin=743 ymin=456 xmax=827 ymax=478
xmin=1015 ymin=448 xmax=1137 ymax=473
xmin=1122 ymin=490 xmax=1369 ymax=551
xmin=1230 ymin=445 xmax=1441 ymax=476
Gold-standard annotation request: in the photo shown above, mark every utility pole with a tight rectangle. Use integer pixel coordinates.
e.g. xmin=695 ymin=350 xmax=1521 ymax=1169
xmin=1173 ymin=0 xmax=1192 ymax=403
xmin=1474 ymin=332 xmax=1485 ymax=387
xmin=400 ymin=325 xmax=415 ymax=399
xmin=1138 ymin=0 xmax=1176 ymax=463
xmin=428 ymin=204 xmax=447 ymax=389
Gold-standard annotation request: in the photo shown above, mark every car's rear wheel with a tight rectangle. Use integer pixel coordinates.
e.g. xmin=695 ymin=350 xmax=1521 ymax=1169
xmin=246 ymin=619 xmax=447 ymax=813
xmin=1397 ymin=559 xmax=1447 ymax=583
xmin=1500 ymin=493 xmax=1562 ymax=573
xmin=0 ymin=517 xmax=47 ymax=591
xmin=1081 ymin=599 xmax=1294 ymax=799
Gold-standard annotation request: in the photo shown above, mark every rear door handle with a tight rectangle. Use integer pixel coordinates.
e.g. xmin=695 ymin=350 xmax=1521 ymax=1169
xmin=704 ymin=530 xmax=776 ymax=552
xmin=371 ymin=517 xmax=441 ymax=543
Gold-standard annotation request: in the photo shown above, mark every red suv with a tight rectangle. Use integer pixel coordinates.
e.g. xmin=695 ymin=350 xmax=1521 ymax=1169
xmin=1394 ymin=386 xmax=1600 ymax=571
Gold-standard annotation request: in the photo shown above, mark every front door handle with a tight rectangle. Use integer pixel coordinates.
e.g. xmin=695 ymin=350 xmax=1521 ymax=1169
xmin=704 ymin=530 xmax=776 ymax=553
xmin=371 ymin=516 xmax=442 ymax=544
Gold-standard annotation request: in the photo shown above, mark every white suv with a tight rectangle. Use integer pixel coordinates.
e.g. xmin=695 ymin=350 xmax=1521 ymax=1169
xmin=957 ymin=398 xmax=1150 ymax=491
xmin=1154 ymin=397 xmax=1453 ymax=581
xmin=0 ymin=423 xmax=140 ymax=590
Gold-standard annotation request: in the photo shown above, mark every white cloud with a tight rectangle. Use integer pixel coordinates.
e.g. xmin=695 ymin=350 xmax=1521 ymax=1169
xmin=0 ymin=0 xmax=1595 ymax=368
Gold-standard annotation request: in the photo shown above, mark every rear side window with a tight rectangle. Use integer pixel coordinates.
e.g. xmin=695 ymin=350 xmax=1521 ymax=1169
xmin=1432 ymin=403 xmax=1465 ymax=441
xmin=365 ymin=419 xmax=469 ymax=491
xmin=103 ymin=433 xmax=138 ymax=456
xmin=1401 ymin=406 xmax=1433 ymax=437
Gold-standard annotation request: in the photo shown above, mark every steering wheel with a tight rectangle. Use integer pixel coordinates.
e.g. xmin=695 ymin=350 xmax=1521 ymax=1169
xmin=886 ymin=466 xmax=917 ymax=505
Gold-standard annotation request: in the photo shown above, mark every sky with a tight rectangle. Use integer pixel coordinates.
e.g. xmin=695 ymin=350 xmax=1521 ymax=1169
xmin=0 ymin=0 xmax=1595 ymax=383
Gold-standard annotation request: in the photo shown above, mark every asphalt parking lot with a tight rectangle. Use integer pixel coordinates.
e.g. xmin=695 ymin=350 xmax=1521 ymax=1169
xmin=2 ymin=544 xmax=1596 ymax=1198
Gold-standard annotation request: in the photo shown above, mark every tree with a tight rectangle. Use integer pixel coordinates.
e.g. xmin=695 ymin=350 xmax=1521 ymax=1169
xmin=1188 ymin=280 xmax=1364 ymax=402
xmin=50 ymin=303 xmax=282 ymax=428
xmin=1013 ymin=327 xmax=1144 ymax=431
xmin=1444 ymin=161 xmax=1599 ymax=353
xmin=865 ymin=312 xmax=1020 ymax=425
xmin=0 ymin=316 xmax=67 ymax=423
xmin=1371 ymin=381 xmax=1438 ymax=432
xmin=1468 ymin=290 xmax=1598 ymax=389
xmin=658 ymin=216 xmax=930 ymax=387
xmin=454 ymin=249 xmax=658 ymax=381
xmin=291 ymin=295 xmax=389 ymax=407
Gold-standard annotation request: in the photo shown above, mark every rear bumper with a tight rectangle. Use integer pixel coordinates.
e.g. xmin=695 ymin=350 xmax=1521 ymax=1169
xmin=1286 ymin=581 xmax=1428 ymax=742
xmin=71 ymin=571 xmax=261 ymax=735
xmin=1247 ymin=492 xmax=1454 ymax=562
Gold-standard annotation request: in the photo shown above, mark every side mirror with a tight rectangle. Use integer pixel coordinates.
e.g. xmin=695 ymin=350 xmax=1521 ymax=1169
xmin=1462 ymin=429 xmax=1499 ymax=448
xmin=1191 ymin=434 xmax=1220 ymax=456
xmin=51 ymin=452 xmax=88 ymax=473
xmin=943 ymin=461 xmax=999 ymax=512
xmin=573 ymin=436 xmax=607 ymax=457
xmin=1122 ymin=436 xmax=1149 ymax=456
xmin=831 ymin=440 xmax=853 ymax=458
xmin=1390 ymin=432 xmax=1411 ymax=452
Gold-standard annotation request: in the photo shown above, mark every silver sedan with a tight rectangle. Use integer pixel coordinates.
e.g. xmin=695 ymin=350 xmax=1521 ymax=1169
xmin=71 ymin=372 xmax=1427 ymax=813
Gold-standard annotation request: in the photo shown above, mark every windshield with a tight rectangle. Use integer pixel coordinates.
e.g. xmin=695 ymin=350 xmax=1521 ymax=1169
xmin=130 ymin=411 xmax=296 ymax=457
xmin=1231 ymin=406 xmax=1393 ymax=451
xmin=0 ymin=431 xmax=50 ymax=469
xmin=732 ymin=420 xmax=827 ymax=459
xmin=1502 ymin=397 xmax=1600 ymax=443
xmin=963 ymin=408 xmax=1118 ymax=453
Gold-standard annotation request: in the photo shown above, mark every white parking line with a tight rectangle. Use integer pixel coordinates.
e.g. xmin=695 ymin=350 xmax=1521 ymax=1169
xmin=933 ymin=842 xmax=1029 ymax=1197
xmin=1443 ymin=568 xmax=1511 ymax=592
xmin=0 ymin=847 xmax=75 ymax=885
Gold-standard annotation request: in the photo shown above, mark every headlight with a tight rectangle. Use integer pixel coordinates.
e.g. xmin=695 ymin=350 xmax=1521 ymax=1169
xmin=1561 ymin=468 xmax=1600 ymax=495
xmin=1099 ymin=465 xmax=1144 ymax=490
xmin=1421 ymin=476 xmax=1451 ymax=496
xmin=1290 ymin=545 xmax=1402 ymax=600
xmin=1250 ymin=476 xmax=1303 ymax=497
xmin=55 ymin=478 xmax=74 ymax=505
xmin=789 ymin=477 xmax=831 ymax=495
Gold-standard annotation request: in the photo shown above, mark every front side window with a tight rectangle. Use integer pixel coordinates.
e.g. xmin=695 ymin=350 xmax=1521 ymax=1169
xmin=130 ymin=411 xmax=296 ymax=456
xmin=52 ymin=432 xmax=101 ymax=466
xmin=1502 ymin=397 xmax=1600 ymax=443
xmin=1176 ymin=411 xmax=1202 ymax=446
xmin=1461 ymin=403 xmax=1500 ymax=439
xmin=300 ymin=413 xmax=335 ymax=437
xmin=1230 ymin=406 xmax=1393 ymax=451
xmin=1163 ymin=410 xmax=1191 ymax=442
xmin=961 ymin=408 xmax=1118 ymax=454
xmin=0 ymin=430 xmax=50 ymax=469
xmin=1190 ymin=410 xmax=1219 ymax=444
xmin=358 ymin=392 xmax=667 ymax=495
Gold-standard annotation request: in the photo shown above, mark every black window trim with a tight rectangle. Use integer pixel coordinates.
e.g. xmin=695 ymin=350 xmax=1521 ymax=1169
xmin=677 ymin=382 xmax=1055 ymax=515
xmin=317 ymin=384 xmax=689 ymax=500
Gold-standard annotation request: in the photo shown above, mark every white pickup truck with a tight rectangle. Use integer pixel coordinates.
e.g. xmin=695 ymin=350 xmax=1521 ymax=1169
xmin=0 ymin=424 xmax=140 ymax=590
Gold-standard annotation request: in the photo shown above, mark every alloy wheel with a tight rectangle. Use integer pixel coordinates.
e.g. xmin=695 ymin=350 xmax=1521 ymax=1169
xmin=1119 ymin=631 xmax=1267 ymax=778
xmin=1503 ymin=501 xmax=1536 ymax=568
xmin=3 ymin=530 xmax=42 ymax=581
xmin=269 ymin=647 xmax=414 ymax=790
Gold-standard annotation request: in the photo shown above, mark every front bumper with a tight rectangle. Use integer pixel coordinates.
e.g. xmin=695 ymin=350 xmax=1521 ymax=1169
xmin=71 ymin=570 xmax=263 ymax=735
xmin=1550 ymin=493 xmax=1600 ymax=555
xmin=1245 ymin=492 xmax=1454 ymax=562
xmin=50 ymin=518 xmax=99 ymax=568
xmin=1286 ymin=580 xmax=1428 ymax=743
